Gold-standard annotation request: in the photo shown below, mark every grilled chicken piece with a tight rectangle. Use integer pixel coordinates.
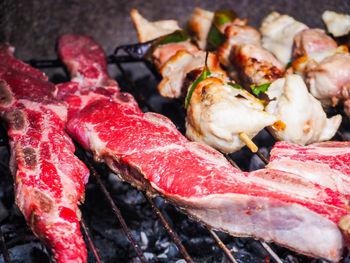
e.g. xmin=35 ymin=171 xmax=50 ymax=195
xmin=218 ymin=24 xmax=261 ymax=67
xmin=130 ymin=9 xmax=180 ymax=42
xmin=188 ymin=8 xmax=214 ymax=50
xmin=292 ymin=28 xmax=337 ymax=59
xmin=153 ymin=41 xmax=198 ymax=69
xmin=281 ymin=14 xmax=350 ymax=117
xmin=265 ymin=74 xmax=342 ymax=144
xmin=307 ymin=53 xmax=350 ymax=110
xmin=260 ymin=11 xmax=308 ymax=65
xmin=157 ymin=50 xmax=226 ymax=98
xmin=233 ymin=43 xmax=285 ymax=85
xmin=186 ymin=77 xmax=277 ymax=153
xmin=0 ymin=44 xmax=89 ymax=263
xmin=322 ymin=10 xmax=350 ymax=37
xmin=57 ymin=34 xmax=350 ymax=262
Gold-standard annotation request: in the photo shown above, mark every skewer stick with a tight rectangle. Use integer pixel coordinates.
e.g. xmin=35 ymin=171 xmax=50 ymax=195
xmin=239 ymin=132 xmax=258 ymax=153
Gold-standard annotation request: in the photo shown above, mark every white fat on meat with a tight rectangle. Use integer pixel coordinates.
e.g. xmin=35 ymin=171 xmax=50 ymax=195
xmin=186 ymin=77 xmax=277 ymax=153
xmin=188 ymin=8 xmax=214 ymax=50
xmin=322 ymin=10 xmax=350 ymax=37
xmin=158 ymin=50 xmax=227 ymax=98
xmin=182 ymin=193 xmax=343 ymax=262
xmin=306 ymin=53 xmax=350 ymax=110
xmin=260 ymin=12 xmax=308 ymax=65
xmin=265 ymin=74 xmax=341 ymax=144
xmin=130 ymin=9 xmax=180 ymax=42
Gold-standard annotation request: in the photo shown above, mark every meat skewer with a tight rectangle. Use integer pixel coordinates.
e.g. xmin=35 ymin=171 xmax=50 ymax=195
xmin=0 ymin=44 xmax=89 ymax=263
xmin=130 ymin=9 xmax=278 ymax=154
xmin=56 ymin=34 xmax=349 ymax=262
xmin=188 ymin=8 xmax=342 ymax=145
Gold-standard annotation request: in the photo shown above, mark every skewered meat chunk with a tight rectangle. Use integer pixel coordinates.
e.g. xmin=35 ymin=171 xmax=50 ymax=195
xmin=0 ymin=44 xmax=89 ymax=263
xmin=322 ymin=10 xmax=350 ymax=37
xmin=188 ymin=8 xmax=214 ymax=50
xmin=260 ymin=11 xmax=308 ymax=65
xmin=57 ymin=34 xmax=349 ymax=262
xmin=217 ymin=24 xmax=261 ymax=67
xmin=186 ymin=77 xmax=277 ymax=153
xmin=292 ymin=28 xmax=337 ymax=59
xmin=130 ymin=9 xmax=180 ymax=42
xmin=265 ymin=74 xmax=342 ymax=144
xmin=306 ymin=53 xmax=350 ymax=111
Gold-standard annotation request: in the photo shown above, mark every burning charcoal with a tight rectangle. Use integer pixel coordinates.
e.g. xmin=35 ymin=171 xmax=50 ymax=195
xmin=0 ymin=242 xmax=49 ymax=263
xmin=0 ymin=200 xmax=8 ymax=222
xmin=165 ymin=242 xmax=179 ymax=259
xmin=124 ymin=189 xmax=146 ymax=205
xmin=249 ymin=148 xmax=269 ymax=171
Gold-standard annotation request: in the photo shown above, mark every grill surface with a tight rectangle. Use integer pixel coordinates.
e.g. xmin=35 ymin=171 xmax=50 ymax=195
xmin=1 ymin=1 xmax=350 ymax=262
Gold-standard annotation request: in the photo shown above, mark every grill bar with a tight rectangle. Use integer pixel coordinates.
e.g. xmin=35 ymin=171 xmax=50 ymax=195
xmin=81 ymin=152 xmax=148 ymax=263
xmin=144 ymin=194 xmax=194 ymax=263
xmin=0 ymin=226 xmax=11 ymax=263
xmin=208 ymin=229 xmax=238 ymax=263
xmin=260 ymin=241 xmax=284 ymax=263
xmin=80 ymin=218 xmax=101 ymax=263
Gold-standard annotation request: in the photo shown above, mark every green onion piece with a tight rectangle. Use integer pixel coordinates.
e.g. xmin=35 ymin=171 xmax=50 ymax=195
xmin=227 ymin=82 xmax=243 ymax=89
xmin=251 ymin=82 xmax=271 ymax=96
xmin=285 ymin=61 xmax=292 ymax=69
xmin=213 ymin=10 xmax=237 ymax=27
xmin=206 ymin=9 xmax=237 ymax=51
xmin=155 ymin=30 xmax=189 ymax=46
xmin=185 ymin=66 xmax=212 ymax=108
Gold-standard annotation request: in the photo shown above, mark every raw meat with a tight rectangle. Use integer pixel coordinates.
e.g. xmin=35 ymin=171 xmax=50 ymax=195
xmin=57 ymin=34 xmax=348 ymax=262
xmin=268 ymin=140 xmax=350 ymax=195
xmin=0 ymin=44 xmax=89 ymax=262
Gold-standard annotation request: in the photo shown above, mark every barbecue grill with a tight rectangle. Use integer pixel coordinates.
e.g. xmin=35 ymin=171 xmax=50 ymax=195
xmin=1 ymin=1 xmax=350 ymax=262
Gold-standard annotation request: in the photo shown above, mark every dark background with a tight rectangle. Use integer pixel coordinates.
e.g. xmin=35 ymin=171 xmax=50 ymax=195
xmin=1 ymin=0 xmax=350 ymax=60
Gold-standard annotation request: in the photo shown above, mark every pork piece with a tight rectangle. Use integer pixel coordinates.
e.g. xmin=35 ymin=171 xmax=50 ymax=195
xmin=323 ymin=10 xmax=350 ymax=37
xmin=265 ymin=74 xmax=341 ymax=144
xmin=0 ymin=44 xmax=89 ymax=263
xmin=260 ymin=11 xmax=308 ymax=65
xmin=268 ymin=141 xmax=350 ymax=195
xmin=306 ymin=53 xmax=350 ymax=113
xmin=292 ymin=28 xmax=337 ymax=59
xmin=186 ymin=77 xmax=277 ymax=153
xmin=57 ymin=34 xmax=349 ymax=262
xmin=130 ymin=9 xmax=180 ymax=42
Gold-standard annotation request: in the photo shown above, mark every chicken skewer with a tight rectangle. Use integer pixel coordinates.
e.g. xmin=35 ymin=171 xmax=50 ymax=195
xmin=189 ymin=8 xmax=342 ymax=145
xmin=130 ymin=9 xmax=277 ymax=154
xmin=261 ymin=11 xmax=350 ymax=118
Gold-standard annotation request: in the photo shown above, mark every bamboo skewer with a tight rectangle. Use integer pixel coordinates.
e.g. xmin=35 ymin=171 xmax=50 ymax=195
xmin=238 ymin=132 xmax=258 ymax=153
